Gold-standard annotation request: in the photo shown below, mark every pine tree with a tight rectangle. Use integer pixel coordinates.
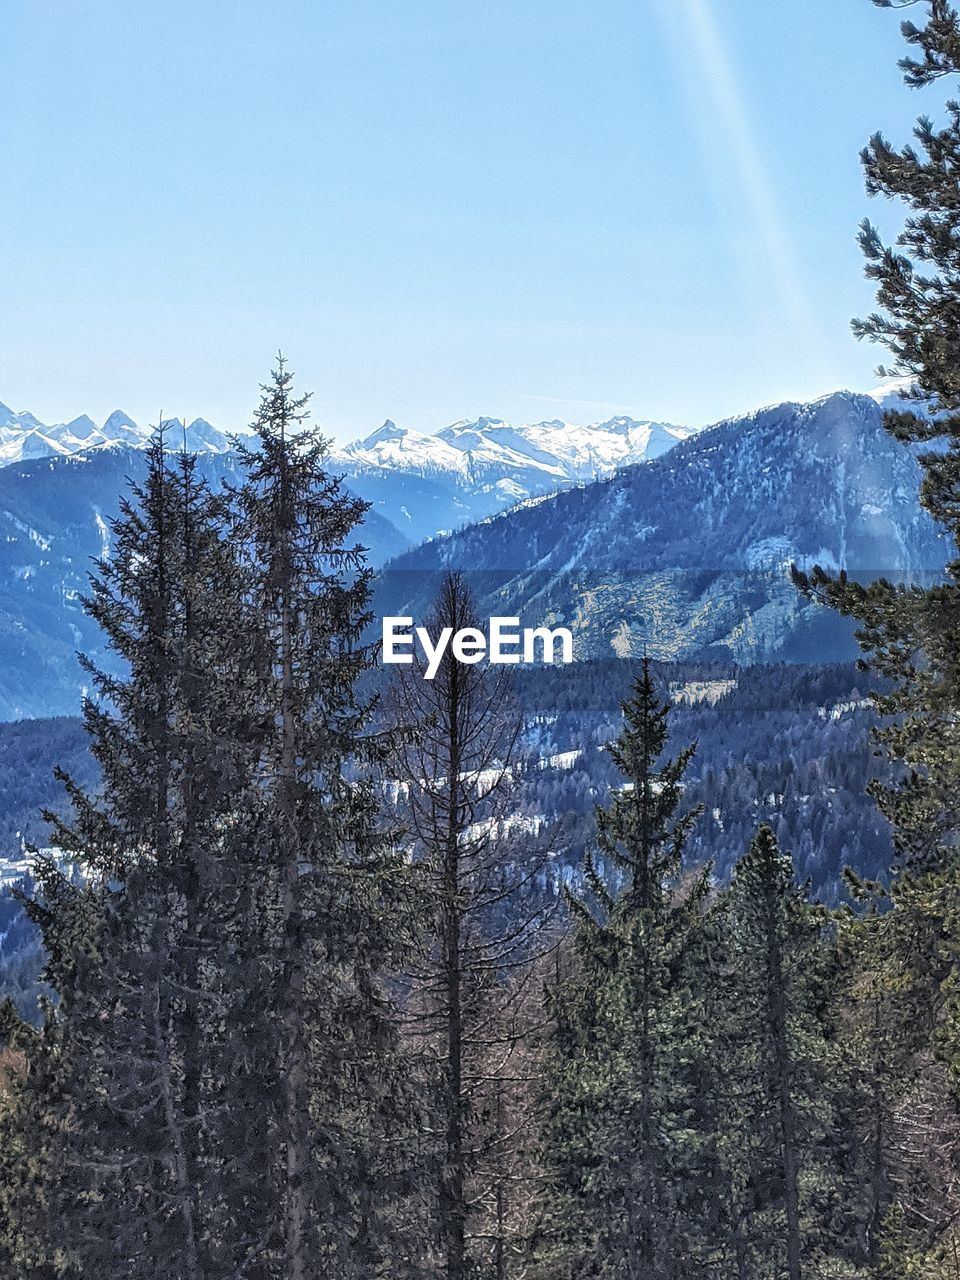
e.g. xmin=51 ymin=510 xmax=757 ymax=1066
xmin=791 ymin=6 xmax=960 ymax=1236
xmin=719 ymin=826 xmax=843 ymax=1280
xmin=536 ymin=658 xmax=710 ymax=1279
xmin=230 ymin=358 xmax=421 ymax=1279
xmin=782 ymin=8 xmax=960 ymax=1268
xmin=5 ymin=431 xmax=272 ymax=1278
xmin=828 ymin=870 xmax=940 ymax=1272
xmin=795 ymin=0 xmax=960 ymax=874
xmin=0 ymin=369 xmax=426 ymax=1277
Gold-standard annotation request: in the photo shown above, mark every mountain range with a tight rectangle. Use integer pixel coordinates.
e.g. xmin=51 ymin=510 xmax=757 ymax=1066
xmin=334 ymin=414 xmax=695 ymax=540
xmin=0 ymin=385 xmax=945 ymax=718
xmin=376 ymin=390 xmax=947 ymax=664
xmin=0 ymin=403 xmax=233 ymax=465
xmin=0 ymin=400 xmax=695 ymax=544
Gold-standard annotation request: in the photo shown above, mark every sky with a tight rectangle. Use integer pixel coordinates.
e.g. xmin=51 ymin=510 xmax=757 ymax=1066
xmin=0 ymin=0 xmax=940 ymax=443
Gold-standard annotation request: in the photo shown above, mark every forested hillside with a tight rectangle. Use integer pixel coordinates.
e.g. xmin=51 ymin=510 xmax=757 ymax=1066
xmin=510 ymin=659 xmax=895 ymax=899
xmin=377 ymin=390 xmax=946 ymax=663
xmin=0 ymin=659 xmax=892 ymax=885
xmin=0 ymin=660 xmax=892 ymax=1034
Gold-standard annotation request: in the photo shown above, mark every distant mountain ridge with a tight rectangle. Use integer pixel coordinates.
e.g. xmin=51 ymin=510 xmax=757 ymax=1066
xmin=0 ymin=385 xmax=941 ymax=716
xmin=0 ymin=402 xmax=233 ymax=465
xmin=332 ymin=413 xmax=695 ymax=541
xmin=376 ymin=390 xmax=948 ymax=663
xmin=0 ymin=399 xmax=696 ymax=543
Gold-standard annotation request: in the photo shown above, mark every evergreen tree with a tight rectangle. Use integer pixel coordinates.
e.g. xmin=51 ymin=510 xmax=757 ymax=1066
xmin=791 ymin=11 xmax=960 ymax=1258
xmin=3 ymin=432 xmax=270 ymax=1278
xmin=230 ymin=358 xmax=421 ymax=1279
xmin=718 ymin=826 xmax=844 ymax=1280
xmin=0 ymin=366 xmax=423 ymax=1278
xmin=796 ymin=0 xmax=960 ymax=874
xmin=536 ymin=658 xmax=710 ymax=1279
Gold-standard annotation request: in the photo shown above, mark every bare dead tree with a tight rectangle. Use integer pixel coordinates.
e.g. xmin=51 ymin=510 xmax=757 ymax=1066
xmin=388 ymin=572 xmax=553 ymax=1280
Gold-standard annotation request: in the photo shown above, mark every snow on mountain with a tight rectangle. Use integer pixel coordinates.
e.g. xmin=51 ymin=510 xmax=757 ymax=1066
xmin=340 ymin=420 xmax=471 ymax=477
xmin=336 ymin=412 xmax=693 ymax=491
xmin=158 ymin=416 xmax=234 ymax=454
xmin=0 ymin=386 xmax=945 ymax=714
xmin=0 ymin=400 xmax=691 ymax=540
xmin=0 ymin=404 xmax=233 ymax=467
xmin=377 ymin=390 xmax=947 ymax=664
xmin=330 ymin=412 xmax=696 ymax=541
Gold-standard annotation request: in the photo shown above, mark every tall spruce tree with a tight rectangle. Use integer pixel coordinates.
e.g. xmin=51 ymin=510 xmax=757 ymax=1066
xmin=796 ymin=0 xmax=960 ymax=873
xmin=9 ymin=433 xmax=270 ymax=1279
xmin=230 ymin=358 xmax=420 ymax=1279
xmin=788 ymin=5 xmax=960 ymax=1267
xmin=536 ymin=659 xmax=710 ymax=1280
xmin=0 ymin=368 xmax=424 ymax=1278
xmin=719 ymin=827 xmax=844 ymax=1280
xmin=792 ymin=8 xmax=960 ymax=1257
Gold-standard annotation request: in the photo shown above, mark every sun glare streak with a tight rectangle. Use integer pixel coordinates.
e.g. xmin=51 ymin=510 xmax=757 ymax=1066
xmin=667 ymin=0 xmax=832 ymax=374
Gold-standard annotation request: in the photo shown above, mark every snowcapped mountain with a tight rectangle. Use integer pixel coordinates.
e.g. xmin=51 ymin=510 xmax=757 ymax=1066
xmin=331 ymin=413 xmax=694 ymax=541
xmin=340 ymin=419 xmax=470 ymax=475
xmin=335 ymin=412 xmax=692 ymax=490
xmin=435 ymin=414 xmax=692 ymax=479
xmin=0 ymin=402 xmax=233 ymax=466
xmin=0 ymin=400 xmax=694 ymax=542
xmin=376 ymin=391 xmax=947 ymax=664
xmin=0 ymin=385 xmax=940 ymax=715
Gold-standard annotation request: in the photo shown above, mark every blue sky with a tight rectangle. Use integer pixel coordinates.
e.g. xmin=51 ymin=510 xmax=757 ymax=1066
xmin=0 ymin=0 xmax=934 ymax=441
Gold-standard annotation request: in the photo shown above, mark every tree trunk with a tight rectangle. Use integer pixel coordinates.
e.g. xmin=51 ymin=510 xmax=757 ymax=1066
xmin=441 ymin=660 xmax=466 ymax=1280
xmin=153 ymin=964 xmax=202 ymax=1280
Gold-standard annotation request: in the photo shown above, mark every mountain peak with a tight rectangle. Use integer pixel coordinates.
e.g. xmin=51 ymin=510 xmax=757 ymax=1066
xmin=0 ymin=397 xmax=231 ymax=466
xmin=103 ymin=409 xmax=138 ymax=432
xmin=63 ymin=414 xmax=99 ymax=439
xmin=439 ymin=416 xmax=506 ymax=438
xmin=360 ymin=419 xmax=407 ymax=449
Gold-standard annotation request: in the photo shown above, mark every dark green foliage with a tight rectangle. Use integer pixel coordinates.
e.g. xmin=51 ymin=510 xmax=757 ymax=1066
xmin=794 ymin=5 xmax=960 ymax=1269
xmin=510 ymin=658 xmax=897 ymax=903
xmin=0 ymin=363 xmax=424 ymax=1278
xmin=798 ymin=0 xmax=960 ymax=875
xmin=717 ymin=828 xmax=845 ymax=1280
xmin=12 ymin=431 xmax=267 ymax=1279
xmin=538 ymin=659 xmax=711 ymax=1279
xmin=536 ymin=677 xmax=862 ymax=1280
xmin=226 ymin=359 xmax=421 ymax=1280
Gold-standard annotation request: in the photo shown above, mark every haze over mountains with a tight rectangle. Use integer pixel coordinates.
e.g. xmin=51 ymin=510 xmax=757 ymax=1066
xmin=0 ymin=384 xmax=944 ymax=718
